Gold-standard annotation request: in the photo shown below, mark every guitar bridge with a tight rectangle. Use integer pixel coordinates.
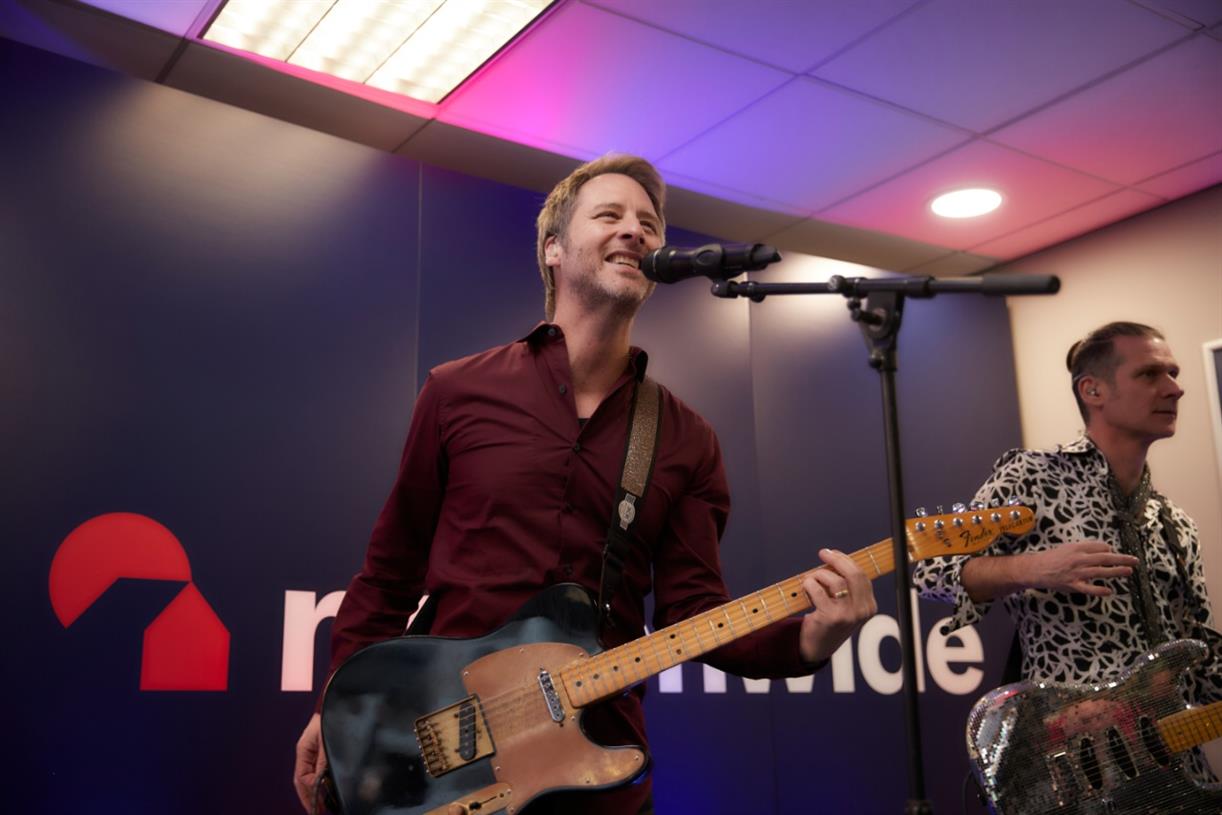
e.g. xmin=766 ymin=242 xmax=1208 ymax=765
xmin=414 ymin=695 xmax=495 ymax=778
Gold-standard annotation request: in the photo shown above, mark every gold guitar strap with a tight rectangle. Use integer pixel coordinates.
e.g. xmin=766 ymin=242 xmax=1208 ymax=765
xmin=597 ymin=376 xmax=661 ymax=632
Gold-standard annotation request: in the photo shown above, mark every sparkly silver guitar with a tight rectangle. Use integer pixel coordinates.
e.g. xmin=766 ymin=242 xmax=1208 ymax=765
xmin=967 ymin=638 xmax=1222 ymax=814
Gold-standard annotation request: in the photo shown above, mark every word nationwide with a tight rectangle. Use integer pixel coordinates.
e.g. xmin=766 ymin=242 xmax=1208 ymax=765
xmin=281 ymin=589 xmax=984 ymax=697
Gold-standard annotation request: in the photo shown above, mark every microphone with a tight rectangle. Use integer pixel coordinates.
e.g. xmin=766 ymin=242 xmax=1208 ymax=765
xmin=641 ymin=243 xmax=781 ymax=284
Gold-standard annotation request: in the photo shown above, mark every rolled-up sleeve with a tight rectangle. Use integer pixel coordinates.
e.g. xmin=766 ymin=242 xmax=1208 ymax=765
xmin=913 ymin=450 xmax=1036 ymax=633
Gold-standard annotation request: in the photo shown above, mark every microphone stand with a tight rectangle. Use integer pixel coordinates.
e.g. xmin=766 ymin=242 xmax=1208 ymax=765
xmin=711 ymin=272 xmax=1059 ymax=814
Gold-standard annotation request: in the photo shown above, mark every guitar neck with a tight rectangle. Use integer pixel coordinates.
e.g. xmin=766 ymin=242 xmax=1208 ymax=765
xmin=1158 ymin=700 xmax=1222 ymax=753
xmin=560 ymin=539 xmax=900 ymax=707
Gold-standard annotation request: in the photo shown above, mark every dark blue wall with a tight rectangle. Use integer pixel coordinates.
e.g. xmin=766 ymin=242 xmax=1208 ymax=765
xmin=3 ymin=37 xmax=1017 ymax=814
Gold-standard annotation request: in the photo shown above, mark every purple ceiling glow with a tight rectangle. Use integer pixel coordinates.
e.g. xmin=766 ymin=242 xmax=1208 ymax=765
xmin=440 ymin=3 xmax=791 ymax=161
xmin=61 ymin=0 xmax=1222 ymax=264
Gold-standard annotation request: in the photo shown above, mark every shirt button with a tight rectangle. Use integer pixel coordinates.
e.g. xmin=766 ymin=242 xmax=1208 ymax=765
xmin=572 ymin=442 xmax=581 ymax=453
xmin=563 ymin=564 xmax=574 ymax=576
xmin=558 ymin=384 xmax=567 ymax=395
xmin=563 ymin=503 xmax=574 ymax=513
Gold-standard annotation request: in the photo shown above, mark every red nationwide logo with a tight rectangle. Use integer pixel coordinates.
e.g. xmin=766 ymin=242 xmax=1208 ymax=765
xmin=49 ymin=513 xmax=230 ymax=691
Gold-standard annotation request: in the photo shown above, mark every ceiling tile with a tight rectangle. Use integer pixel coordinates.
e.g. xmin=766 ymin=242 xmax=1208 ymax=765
xmin=659 ymin=77 xmax=969 ymax=212
xmin=0 ymin=0 xmax=181 ymax=80
xmin=650 ymin=168 xmax=809 ymax=217
xmin=900 ymin=251 xmax=999 ymax=275
xmin=764 ymin=216 xmax=953 ymax=272
xmin=969 ymin=189 xmax=1165 ymax=259
xmin=437 ymin=2 xmax=789 ymax=160
xmin=663 ymin=185 xmax=805 ymax=244
xmin=990 ymin=36 xmax=1222 ymax=185
xmin=819 ymin=140 xmax=1121 ymax=250
xmin=813 ymin=0 xmax=1189 ymax=132
xmin=1135 ymin=151 xmax=1222 ymax=199
xmin=1130 ymin=0 xmax=1222 ymax=28
xmin=79 ymin=0 xmax=213 ymax=37
xmin=165 ymin=43 xmax=430 ymax=152
xmin=585 ymin=0 xmax=921 ymax=73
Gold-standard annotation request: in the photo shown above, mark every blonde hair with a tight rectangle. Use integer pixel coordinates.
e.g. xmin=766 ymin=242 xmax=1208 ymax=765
xmin=535 ymin=154 xmax=666 ymax=320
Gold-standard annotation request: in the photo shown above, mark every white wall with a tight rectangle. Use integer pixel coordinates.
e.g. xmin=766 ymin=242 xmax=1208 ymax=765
xmin=997 ymin=182 xmax=1222 ymax=760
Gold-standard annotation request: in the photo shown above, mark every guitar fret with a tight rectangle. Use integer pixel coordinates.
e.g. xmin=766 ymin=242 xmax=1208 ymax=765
xmin=687 ymin=619 xmax=704 ymax=655
xmin=722 ymin=608 xmax=737 ymax=639
xmin=865 ymin=548 xmax=882 ymax=577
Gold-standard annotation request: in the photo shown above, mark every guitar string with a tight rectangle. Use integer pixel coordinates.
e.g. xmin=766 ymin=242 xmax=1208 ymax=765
xmin=463 ymin=553 xmax=884 ymax=726
xmin=454 ymin=564 xmax=870 ymax=731
xmin=448 ymin=515 xmax=1030 ymax=728
xmin=443 ymin=517 xmax=1029 ymax=730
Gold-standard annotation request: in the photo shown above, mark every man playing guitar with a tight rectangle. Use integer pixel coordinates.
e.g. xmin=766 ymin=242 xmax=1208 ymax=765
xmin=293 ymin=154 xmax=878 ymax=814
xmin=914 ymin=321 xmax=1222 ymax=784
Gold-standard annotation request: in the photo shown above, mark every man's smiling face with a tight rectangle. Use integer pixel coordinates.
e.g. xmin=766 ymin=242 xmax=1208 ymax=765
xmin=546 ymin=172 xmax=662 ymax=317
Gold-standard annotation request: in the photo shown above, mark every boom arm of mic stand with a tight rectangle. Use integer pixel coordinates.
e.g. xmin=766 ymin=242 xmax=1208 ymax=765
xmin=713 ymin=274 xmax=1061 ymax=301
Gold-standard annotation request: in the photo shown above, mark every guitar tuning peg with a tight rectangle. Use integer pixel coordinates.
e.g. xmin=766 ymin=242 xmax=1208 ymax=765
xmin=951 ymin=502 xmax=966 ymax=513
xmin=970 ymin=500 xmax=985 ymax=511
xmin=1006 ymin=496 xmax=1022 ymax=506
xmin=914 ymin=507 xmax=927 ymax=517
xmin=990 ymin=499 xmax=1001 ymax=508
xmin=936 ymin=505 xmax=944 ymax=515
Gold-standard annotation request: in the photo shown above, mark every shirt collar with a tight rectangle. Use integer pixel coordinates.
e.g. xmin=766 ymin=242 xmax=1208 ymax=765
xmin=1059 ymin=434 xmax=1098 ymax=456
xmin=1060 ymin=434 xmax=1155 ymax=496
xmin=521 ymin=322 xmax=650 ymax=382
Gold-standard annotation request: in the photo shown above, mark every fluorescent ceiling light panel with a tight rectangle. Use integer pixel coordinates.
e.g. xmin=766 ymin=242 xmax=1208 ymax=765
xmin=930 ymin=188 xmax=1003 ymax=218
xmin=203 ymin=0 xmax=553 ymax=103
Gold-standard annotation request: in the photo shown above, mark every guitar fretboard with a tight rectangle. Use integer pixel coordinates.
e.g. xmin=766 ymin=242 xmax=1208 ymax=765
xmin=559 ymin=539 xmax=901 ymax=707
xmin=1158 ymin=700 xmax=1222 ymax=753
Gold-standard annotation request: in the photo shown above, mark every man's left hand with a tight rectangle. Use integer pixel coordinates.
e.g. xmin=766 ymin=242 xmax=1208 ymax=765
xmin=798 ymin=548 xmax=878 ymax=665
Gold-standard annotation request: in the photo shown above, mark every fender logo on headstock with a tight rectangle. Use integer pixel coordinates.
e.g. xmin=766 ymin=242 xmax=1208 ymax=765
xmin=955 ymin=527 xmax=995 ymax=548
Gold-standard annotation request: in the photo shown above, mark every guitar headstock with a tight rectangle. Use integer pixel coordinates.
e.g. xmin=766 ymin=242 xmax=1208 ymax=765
xmin=906 ymin=501 xmax=1034 ymax=561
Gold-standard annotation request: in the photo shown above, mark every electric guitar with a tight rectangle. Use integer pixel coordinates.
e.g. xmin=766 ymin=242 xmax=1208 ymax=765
xmin=322 ymin=505 xmax=1034 ymax=815
xmin=967 ymin=638 xmax=1222 ymax=814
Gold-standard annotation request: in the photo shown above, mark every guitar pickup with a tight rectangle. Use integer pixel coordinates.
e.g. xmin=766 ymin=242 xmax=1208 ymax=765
xmin=1045 ymin=751 xmax=1080 ymax=806
xmin=414 ymin=695 xmax=496 ymax=778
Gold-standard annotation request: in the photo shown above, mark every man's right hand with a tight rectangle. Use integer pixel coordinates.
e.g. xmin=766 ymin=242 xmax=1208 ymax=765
xmin=963 ymin=541 xmax=1139 ymax=602
xmin=293 ymin=713 xmax=326 ymax=813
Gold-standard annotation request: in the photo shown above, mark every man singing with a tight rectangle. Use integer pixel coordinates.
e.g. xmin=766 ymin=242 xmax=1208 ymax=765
xmin=294 ymin=154 xmax=878 ymax=813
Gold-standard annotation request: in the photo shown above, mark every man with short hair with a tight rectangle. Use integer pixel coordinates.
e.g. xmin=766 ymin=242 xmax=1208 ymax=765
xmin=914 ymin=321 xmax=1222 ymax=774
xmin=293 ymin=154 xmax=878 ymax=813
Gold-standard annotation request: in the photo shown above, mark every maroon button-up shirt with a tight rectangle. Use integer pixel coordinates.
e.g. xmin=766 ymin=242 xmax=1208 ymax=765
xmin=329 ymin=324 xmax=809 ymax=811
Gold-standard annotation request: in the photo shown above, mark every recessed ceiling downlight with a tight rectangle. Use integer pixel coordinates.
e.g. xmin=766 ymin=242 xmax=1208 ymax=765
xmin=930 ymin=188 xmax=1002 ymax=218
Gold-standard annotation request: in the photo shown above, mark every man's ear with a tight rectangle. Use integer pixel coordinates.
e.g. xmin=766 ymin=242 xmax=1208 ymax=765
xmin=544 ymin=234 xmax=562 ymax=267
xmin=1078 ymin=376 xmax=1105 ymax=406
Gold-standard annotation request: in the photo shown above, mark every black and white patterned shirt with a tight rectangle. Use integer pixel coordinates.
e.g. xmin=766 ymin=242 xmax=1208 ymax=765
xmin=913 ymin=436 xmax=1222 ymax=705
